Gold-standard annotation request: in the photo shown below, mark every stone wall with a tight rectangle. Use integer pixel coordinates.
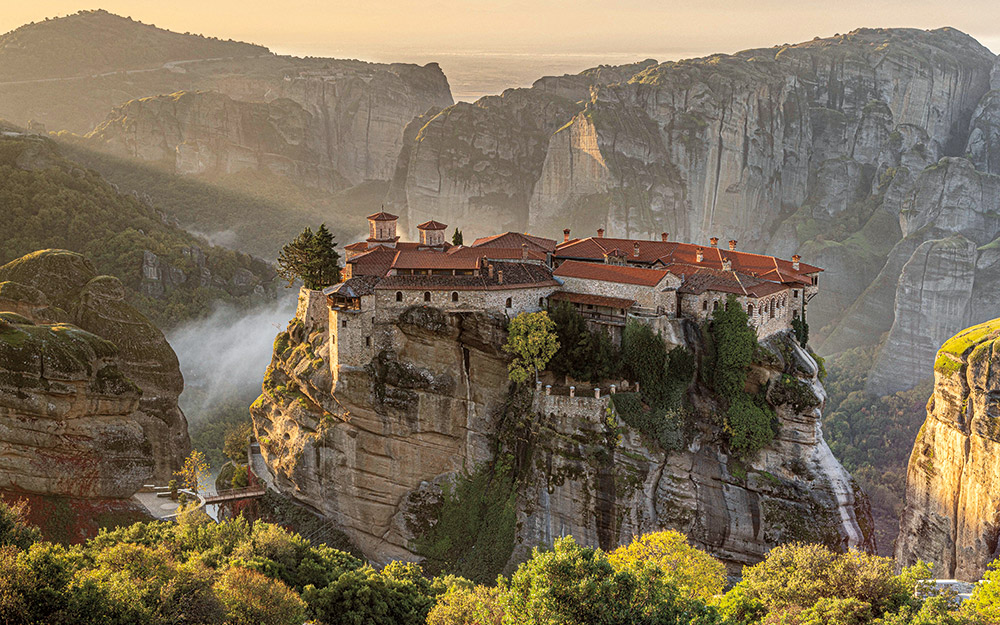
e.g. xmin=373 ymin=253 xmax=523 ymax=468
xmin=557 ymin=275 xmax=679 ymax=314
xmin=330 ymin=294 xmax=377 ymax=384
xmin=373 ymin=285 xmax=557 ymax=320
xmin=296 ymin=287 xmax=329 ymax=333
xmin=680 ymin=289 xmax=794 ymax=339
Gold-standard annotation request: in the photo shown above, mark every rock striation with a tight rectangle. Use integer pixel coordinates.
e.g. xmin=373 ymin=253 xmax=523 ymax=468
xmin=87 ymin=59 xmax=452 ymax=192
xmin=388 ymin=28 xmax=1000 ymax=394
xmin=251 ymin=289 xmax=871 ymax=572
xmin=0 ymin=311 xmax=149 ymax=498
xmin=0 ymin=250 xmax=190 ymax=485
xmin=896 ymin=318 xmax=1000 ymax=581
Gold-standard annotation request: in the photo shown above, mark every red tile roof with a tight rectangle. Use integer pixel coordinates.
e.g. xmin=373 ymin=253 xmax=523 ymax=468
xmin=346 ymin=247 xmax=396 ymax=277
xmin=417 ymin=220 xmax=448 ymax=230
xmin=471 ymin=232 xmax=557 ymax=252
xmin=555 ymin=237 xmax=820 ymax=284
xmin=549 ymin=291 xmax=635 ymax=310
xmin=375 ymin=261 xmax=557 ymax=291
xmin=675 ymin=267 xmax=788 ymax=298
xmin=367 ymin=211 xmax=398 ymax=221
xmin=390 ymin=250 xmax=481 ymax=271
xmin=554 ymin=260 xmax=671 ymax=287
xmin=446 ymin=246 xmax=548 ymax=262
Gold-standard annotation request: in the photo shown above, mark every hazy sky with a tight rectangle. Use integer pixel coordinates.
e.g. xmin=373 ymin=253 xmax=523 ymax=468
xmin=5 ymin=1 xmax=1000 ymax=61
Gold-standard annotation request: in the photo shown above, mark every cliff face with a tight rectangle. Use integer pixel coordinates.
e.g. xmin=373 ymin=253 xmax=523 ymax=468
xmin=251 ymin=290 xmax=871 ymax=572
xmin=388 ymin=28 xmax=1000 ymax=394
xmin=896 ymin=318 xmax=1000 ymax=581
xmin=0 ymin=250 xmax=189 ymax=484
xmin=86 ymin=60 xmax=452 ymax=191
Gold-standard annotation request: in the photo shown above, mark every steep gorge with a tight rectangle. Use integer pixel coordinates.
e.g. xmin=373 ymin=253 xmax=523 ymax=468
xmin=251 ymin=290 xmax=872 ymax=575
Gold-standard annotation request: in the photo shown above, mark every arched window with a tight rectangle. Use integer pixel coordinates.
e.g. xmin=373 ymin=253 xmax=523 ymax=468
xmin=769 ymin=299 xmax=775 ymax=319
xmin=396 ymin=291 xmax=403 ymax=302
xmin=747 ymin=303 xmax=754 ymax=316
xmin=424 ymin=292 xmax=431 ymax=303
xmin=713 ymin=300 xmax=719 ymax=311
xmin=538 ymin=297 xmax=544 ymax=307
xmin=452 ymin=292 xmax=459 ymax=302
xmin=505 ymin=297 xmax=512 ymax=308
xmin=702 ymin=300 xmax=708 ymax=311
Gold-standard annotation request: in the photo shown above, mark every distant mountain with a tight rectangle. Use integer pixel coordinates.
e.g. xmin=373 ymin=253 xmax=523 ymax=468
xmin=0 ymin=9 xmax=268 ymax=81
xmin=0 ymin=126 xmax=276 ymax=328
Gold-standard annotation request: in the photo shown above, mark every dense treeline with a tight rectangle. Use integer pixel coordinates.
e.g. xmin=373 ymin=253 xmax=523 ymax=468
xmin=0 ymin=134 xmax=274 ymax=328
xmin=821 ymin=344 xmax=933 ymax=553
xmin=0 ymin=498 xmax=996 ymax=625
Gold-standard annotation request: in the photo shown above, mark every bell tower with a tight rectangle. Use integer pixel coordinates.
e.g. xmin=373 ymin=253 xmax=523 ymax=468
xmin=366 ymin=210 xmax=399 ymax=249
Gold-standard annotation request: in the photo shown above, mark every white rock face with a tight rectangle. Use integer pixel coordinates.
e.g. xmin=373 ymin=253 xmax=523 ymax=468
xmin=252 ymin=304 xmax=872 ymax=573
xmin=389 ymin=27 xmax=1000 ymax=393
xmin=897 ymin=319 xmax=1000 ymax=581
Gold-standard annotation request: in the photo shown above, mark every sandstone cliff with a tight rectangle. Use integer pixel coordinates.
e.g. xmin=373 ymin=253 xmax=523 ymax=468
xmin=896 ymin=318 xmax=1000 ymax=581
xmin=251 ymin=290 xmax=871 ymax=576
xmin=0 ymin=250 xmax=189 ymax=485
xmin=86 ymin=59 xmax=452 ymax=192
xmin=388 ymin=27 xmax=1000 ymax=395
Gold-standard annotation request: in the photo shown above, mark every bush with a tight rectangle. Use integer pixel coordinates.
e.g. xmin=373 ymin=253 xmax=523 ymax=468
xmin=734 ymin=542 xmax=910 ymax=620
xmin=607 ymin=530 xmax=726 ymax=602
xmin=214 ymin=567 xmax=306 ymax=625
xmin=708 ymin=295 xmax=777 ymax=457
xmin=500 ymin=536 xmax=720 ymax=625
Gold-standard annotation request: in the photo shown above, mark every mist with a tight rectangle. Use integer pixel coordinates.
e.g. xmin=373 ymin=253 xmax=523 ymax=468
xmin=167 ymin=291 xmax=298 ymax=423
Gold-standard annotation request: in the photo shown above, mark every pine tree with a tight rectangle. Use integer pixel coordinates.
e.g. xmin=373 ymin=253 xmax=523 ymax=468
xmin=276 ymin=224 xmax=341 ymax=289
xmin=452 ymin=228 xmax=464 ymax=246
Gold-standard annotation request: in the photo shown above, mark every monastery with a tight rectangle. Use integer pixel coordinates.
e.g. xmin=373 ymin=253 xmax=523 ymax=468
xmin=318 ymin=212 xmax=820 ymax=380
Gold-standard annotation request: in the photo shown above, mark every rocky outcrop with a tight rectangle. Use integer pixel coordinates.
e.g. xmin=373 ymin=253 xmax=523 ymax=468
xmin=896 ymin=318 xmax=1000 ymax=581
xmin=88 ymin=62 xmax=452 ymax=191
xmin=0 ymin=311 xmax=149 ymax=497
xmin=0 ymin=250 xmax=189 ymax=483
xmin=389 ymin=27 xmax=1000 ymax=393
xmin=386 ymin=60 xmax=657 ymax=234
xmin=251 ymin=290 xmax=871 ymax=572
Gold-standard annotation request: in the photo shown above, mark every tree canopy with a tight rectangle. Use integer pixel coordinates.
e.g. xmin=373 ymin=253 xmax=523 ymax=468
xmin=276 ymin=224 xmax=341 ymax=290
xmin=503 ymin=311 xmax=558 ymax=384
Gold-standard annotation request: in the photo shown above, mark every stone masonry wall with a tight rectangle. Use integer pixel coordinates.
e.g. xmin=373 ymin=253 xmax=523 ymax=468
xmin=557 ymin=275 xmax=678 ymax=314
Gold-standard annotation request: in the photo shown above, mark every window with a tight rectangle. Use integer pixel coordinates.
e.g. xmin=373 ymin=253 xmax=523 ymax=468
xmin=505 ymin=297 xmax=512 ymax=308
xmin=769 ymin=300 xmax=775 ymax=319
xmin=793 ymin=290 xmax=798 ymax=298
xmin=713 ymin=300 xmax=719 ymax=311
xmin=452 ymin=291 xmax=459 ymax=302
xmin=365 ymin=336 xmax=371 ymax=347
xmin=702 ymin=300 xmax=708 ymax=311
xmin=342 ymin=319 xmax=348 ymax=328
xmin=539 ymin=297 xmax=544 ymax=307
xmin=396 ymin=291 xmax=403 ymax=302
xmin=747 ymin=303 xmax=754 ymax=316
xmin=424 ymin=292 xmax=431 ymax=302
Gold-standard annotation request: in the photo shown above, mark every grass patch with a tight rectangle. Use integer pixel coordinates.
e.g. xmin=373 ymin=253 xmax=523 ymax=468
xmin=934 ymin=318 xmax=1000 ymax=375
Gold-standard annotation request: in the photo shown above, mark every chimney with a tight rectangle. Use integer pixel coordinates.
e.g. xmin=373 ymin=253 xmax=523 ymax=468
xmin=661 ymin=232 xmax=669 ymax=242
xmin=722 ymin=257 xmax=732 ymax=271
xmin=633 ymin=242 xmax=640 ymax=257
xmin=792 ymin=254 xmax=801 ymax=271
xmin=488 ymin=263 xmax=495 ymax=278
xmin=710 ymin=237 xmax=719 ymax=248
xmin=729 ymin=239 xmax=737 ymax=251
xmin=497 ymin=269 xmax=503 ymax=284
xmin=563 ymin=228 xmax=571 ymax=243
xmin=597 ymin=228 xmax=604 ymax=238
xmin=696 ymin=248 xmax=704 ymax=262
xmin=521 ymin=243 xmax=529 ymax=260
